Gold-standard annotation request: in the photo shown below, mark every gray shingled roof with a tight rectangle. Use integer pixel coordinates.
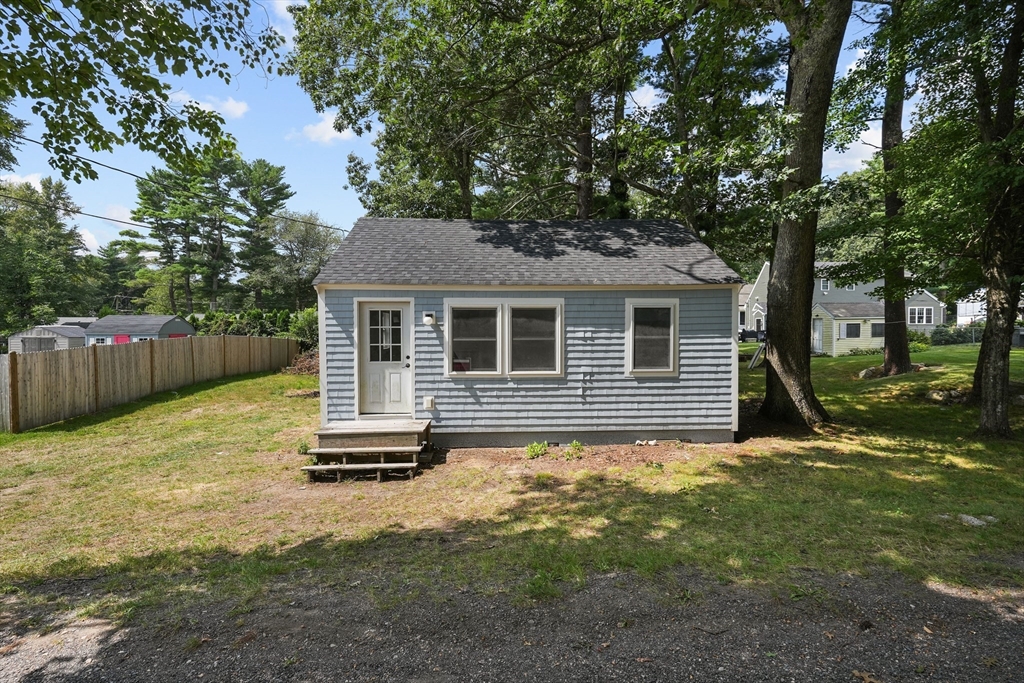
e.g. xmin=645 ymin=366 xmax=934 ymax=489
xmin=738 ymin=283 xmax=754 ymax=305
xmin=818 ymin=302 xmax=885 ymax=318
xmin=314 ymin=218 xmax=743 ymax=287
xmin=42 ymin=325 xmax=87 ymax=338
xmin=86 ymin=315 xmax=188 ymax=335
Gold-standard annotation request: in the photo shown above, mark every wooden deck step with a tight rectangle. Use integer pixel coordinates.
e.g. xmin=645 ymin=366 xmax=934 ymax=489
xmin=302 ymin=463 xmax=416 ymax=471
xmin=302 ymin=461 xmax=417 ymax=483
xmin=309 ymin=446 xmax=422 ymax=455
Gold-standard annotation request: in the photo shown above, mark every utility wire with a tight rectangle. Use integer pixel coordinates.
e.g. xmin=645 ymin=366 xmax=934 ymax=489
xmin=0 ymin=191 xmax=269 ymax=252
xmin=12 ymin=134 xmax=350 ymax=234
xmin=0 ymin=190 xmax=155 ymax=230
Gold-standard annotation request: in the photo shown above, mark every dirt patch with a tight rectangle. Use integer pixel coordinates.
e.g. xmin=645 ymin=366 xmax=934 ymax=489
xmin=1 ymin=569 xmax=1020 ymax=682
xmin=284 ymin=389 xmax=320 ymax=399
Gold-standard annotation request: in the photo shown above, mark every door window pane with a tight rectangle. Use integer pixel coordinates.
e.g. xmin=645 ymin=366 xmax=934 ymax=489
xmin=451 ymin=308 xmax=498 ymax=372
xmin=368 ymin=308 xmax=402 ymax=363
xmin=633 ymin=306 xmax=672 ymax=370
xmin=510 ymin=308 xmax=557 ymax=372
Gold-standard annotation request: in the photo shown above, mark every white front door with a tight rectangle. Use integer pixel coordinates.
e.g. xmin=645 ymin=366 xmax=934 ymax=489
xmin=358 ymin=302 xmax=413 ymax=415
xmin=811 ymin=318 xmax=823 ymax=354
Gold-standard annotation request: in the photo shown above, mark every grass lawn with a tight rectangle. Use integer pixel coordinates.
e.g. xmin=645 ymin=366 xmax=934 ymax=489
xmin=1 ymin=346 xmax=1022 ymax=622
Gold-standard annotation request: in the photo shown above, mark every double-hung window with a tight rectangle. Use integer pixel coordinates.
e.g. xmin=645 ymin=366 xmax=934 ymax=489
xmin=626 ymin=299 xmax=678 ymax=377
xmin=449 ymin=307 xmax=499 ymax=373
xmin=820 ymin=279 xmax=830 ymax=292
xmin=870 ymin=323 xmax=885 ymax=337
xmin=908 ymin=307 xmax=933 ymax=325
xmin=839 ymin=322 xmax=861 ymax=339
xmin=446 ymin=300 xmax=563 ymax=376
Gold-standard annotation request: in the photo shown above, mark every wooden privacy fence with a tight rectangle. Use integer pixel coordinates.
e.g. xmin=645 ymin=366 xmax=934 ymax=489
xmin=0 ymin=335 xmax=300 ymax=433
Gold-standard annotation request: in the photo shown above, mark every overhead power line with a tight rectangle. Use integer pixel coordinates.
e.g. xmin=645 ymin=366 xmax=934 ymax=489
xmin=0 ymin=190 xmax=155 ymax=231
xmin=12 ymin=134 xmax=350 ymax=234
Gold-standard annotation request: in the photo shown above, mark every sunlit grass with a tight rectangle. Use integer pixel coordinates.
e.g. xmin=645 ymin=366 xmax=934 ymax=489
xmin=0 ymin=346 xmax=1021 ymax=621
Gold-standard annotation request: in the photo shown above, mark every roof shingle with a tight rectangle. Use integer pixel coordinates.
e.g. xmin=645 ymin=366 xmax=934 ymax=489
xmin=86 ymin=315 xmax=190 ymax=335
xmin=314 ymin=218 xmax=742 ymax=287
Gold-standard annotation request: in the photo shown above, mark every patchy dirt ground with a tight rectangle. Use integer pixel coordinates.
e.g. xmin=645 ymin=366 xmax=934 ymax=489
xmin=2 ymin=568 xmax=1022 ymax=682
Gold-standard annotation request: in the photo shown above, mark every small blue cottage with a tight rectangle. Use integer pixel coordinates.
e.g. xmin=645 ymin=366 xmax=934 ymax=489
xmin=313 ymin=218 xmax=743 ymax=450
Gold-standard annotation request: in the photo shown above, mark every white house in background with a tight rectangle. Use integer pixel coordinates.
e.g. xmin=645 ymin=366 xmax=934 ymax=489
xmin=739 ymin=262 xmax=769 ymax=338
xmin=745 ymin=261 xmax=947 ymax=338
xmin=956 ymin=290 xmax=987 ymax=326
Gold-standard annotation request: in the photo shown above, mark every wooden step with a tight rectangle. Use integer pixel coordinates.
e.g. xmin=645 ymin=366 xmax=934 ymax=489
xmin=302 ymin=463 xmax=417 ymax=471
xmin=302 ymin=461 xmax=417 ymax=483
xmin=309 ymin=446 xmax=422 ymax=455
xmin=316 ymin=419 xmax=431 ymax=449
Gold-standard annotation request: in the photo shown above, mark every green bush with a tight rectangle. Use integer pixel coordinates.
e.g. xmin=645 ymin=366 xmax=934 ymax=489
xmin=844 ymin=347 xmax=883 ymax=356
xmin=931 ymin=325 xmax=982 ymax=345
xmin=525 ymin=441 xmax=548 ymax=459
xmin=289 ymin=307 xmax=319 ymax=350
xmin=906 ymin=329 xmax=931 ymax=346
xmin=908 ymin=341 xmax=930 ymax=353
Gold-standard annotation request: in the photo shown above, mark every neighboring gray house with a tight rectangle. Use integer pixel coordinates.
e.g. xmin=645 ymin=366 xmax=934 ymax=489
xmin=745 ymin=262 xmax=946 ymax=337
xmin=314 ymin=218 xmax=743 ymax=447
xmin=85 ymin=315 xmax=195 ymax=345
xmin=740 ymin=262 xmax=770 ymax=337
xmin=55 ymin=317 xmax=97 ymax=328
xmin=8 ymin=325 xmax=87 ymax=353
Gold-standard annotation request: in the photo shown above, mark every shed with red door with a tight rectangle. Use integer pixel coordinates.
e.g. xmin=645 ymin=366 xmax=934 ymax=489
xmin=84 ymin=315 xmax=196 ymax=346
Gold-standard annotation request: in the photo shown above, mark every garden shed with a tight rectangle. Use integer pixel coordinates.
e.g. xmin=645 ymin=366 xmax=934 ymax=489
xmin=8 ymin=325 xmax=87 ymax=353
xmin=314 ymin=218 xmax=743 ymax=449
xmin=85 ymin=315 xmax=195 ymax=345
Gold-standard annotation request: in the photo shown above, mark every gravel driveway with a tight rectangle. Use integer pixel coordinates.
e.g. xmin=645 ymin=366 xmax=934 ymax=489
xmin=3 ymin=568 xmax=1021 ymax=682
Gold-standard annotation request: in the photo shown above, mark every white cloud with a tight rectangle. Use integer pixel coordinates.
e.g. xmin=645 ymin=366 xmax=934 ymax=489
xmin=80 ymin=228 xmax=100 ymax=254
xmin=843 ymin=48 xmax=868 ymax=76
xmin=822 ymin=121 xmax=881 ymax=177
xmin=1 ymin=172 xmax=43 ymax=190
xmin=170 ymin=90 xmax=250 ymax=119
xmin=290 ymin=112 xmax=355 ymax=145
xmin=104 ymin=204 xmax=135 ymax=228
xmin=629 ymin=85 xmax=662 ymax=111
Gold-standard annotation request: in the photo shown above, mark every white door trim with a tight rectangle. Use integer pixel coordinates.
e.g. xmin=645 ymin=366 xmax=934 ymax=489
xmin=353 ymin=297 xmax=415 ymax=419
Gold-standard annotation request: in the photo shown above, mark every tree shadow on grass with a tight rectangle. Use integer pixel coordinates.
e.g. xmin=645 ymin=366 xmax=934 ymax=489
xmin=3 ymin=371 xmax=287 ymax=439
xmin=3 ymin=441 xmax=1022 ymax=680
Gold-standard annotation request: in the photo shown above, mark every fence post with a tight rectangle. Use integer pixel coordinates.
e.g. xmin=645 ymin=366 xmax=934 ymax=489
xmin=90 ymin=343 xmax=99 ymax=413
xmin=221 ymin=335 xmax=227 ymax=378
xmin=8 ymin=352 xmax=19 ymax=434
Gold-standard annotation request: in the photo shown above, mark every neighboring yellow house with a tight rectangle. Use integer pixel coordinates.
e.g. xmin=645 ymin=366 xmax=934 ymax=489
xmin=811 ymin=302 xmax=886 ymax=357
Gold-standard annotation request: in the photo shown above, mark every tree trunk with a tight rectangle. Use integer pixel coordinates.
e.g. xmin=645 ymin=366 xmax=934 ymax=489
xmin=975 ymin=276 xmax=1021 ymax=437
xmin=608 ymin=81 xmax=630 ymax=219
xmin=455 ymin=146 xmax=474 ymax=219
xmin=575 ymin=93 xmax=594 ymax=219
xmin=760 ymin=0 xmax=852 ymax=425
xmin=168 ymin=272 xmax=177 ymax=314
xmin=881 ymin=0 xmax=912 ymax=376
xmin=971 ymin=0 xmax=1024 ymax=435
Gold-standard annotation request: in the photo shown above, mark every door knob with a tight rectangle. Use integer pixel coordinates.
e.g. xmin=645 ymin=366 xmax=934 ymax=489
xmin=404 ymin=363 xmax=411 ymax=368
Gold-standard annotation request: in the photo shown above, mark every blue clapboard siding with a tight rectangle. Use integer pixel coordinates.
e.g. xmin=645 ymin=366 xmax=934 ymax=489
xmin=322 ymin=288 xmax=735 ymax=434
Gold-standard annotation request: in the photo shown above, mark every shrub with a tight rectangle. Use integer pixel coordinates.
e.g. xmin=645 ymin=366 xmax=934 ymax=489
xmin=289 ymin=307 xmax=319 ymax=350
xmin=931 ymin=325 xmax=982 ymax=345
xmin=906 ymin=329 xmax=931 ymax=346
xmin=526 ymin=441 xmax=548 ymax=459
xmin=908 ymin=341 xmax=930 ymax=353
xmin=844 ymin=347 xmax=883 ymax=356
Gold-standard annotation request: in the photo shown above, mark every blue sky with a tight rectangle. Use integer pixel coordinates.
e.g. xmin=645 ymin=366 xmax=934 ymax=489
xmin=1 ymin=3 xmax=881 ymax=254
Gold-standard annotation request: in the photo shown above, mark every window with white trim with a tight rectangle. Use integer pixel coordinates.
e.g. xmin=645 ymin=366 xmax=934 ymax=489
xmin=445 ymin=300 xmax=563 ymax=376
xmin=509 ymin=307 xmax=558 ymax=372
xmin=449 ymin=307 xmax=499 ymax=373
xmin=908 ymin=307 xmax=933 ymax=325
xmin=820 ymin=279 xmax=830 ymax=291
xmin=626 ymin=299 xmax=678 ymax=376
xmin=839 ymin=322 xmax=861 ymax=339
xmin=739 ymin=310 xmax=746 ymax=326
xmin=845 ymin=284 xmax=856 ymax=291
